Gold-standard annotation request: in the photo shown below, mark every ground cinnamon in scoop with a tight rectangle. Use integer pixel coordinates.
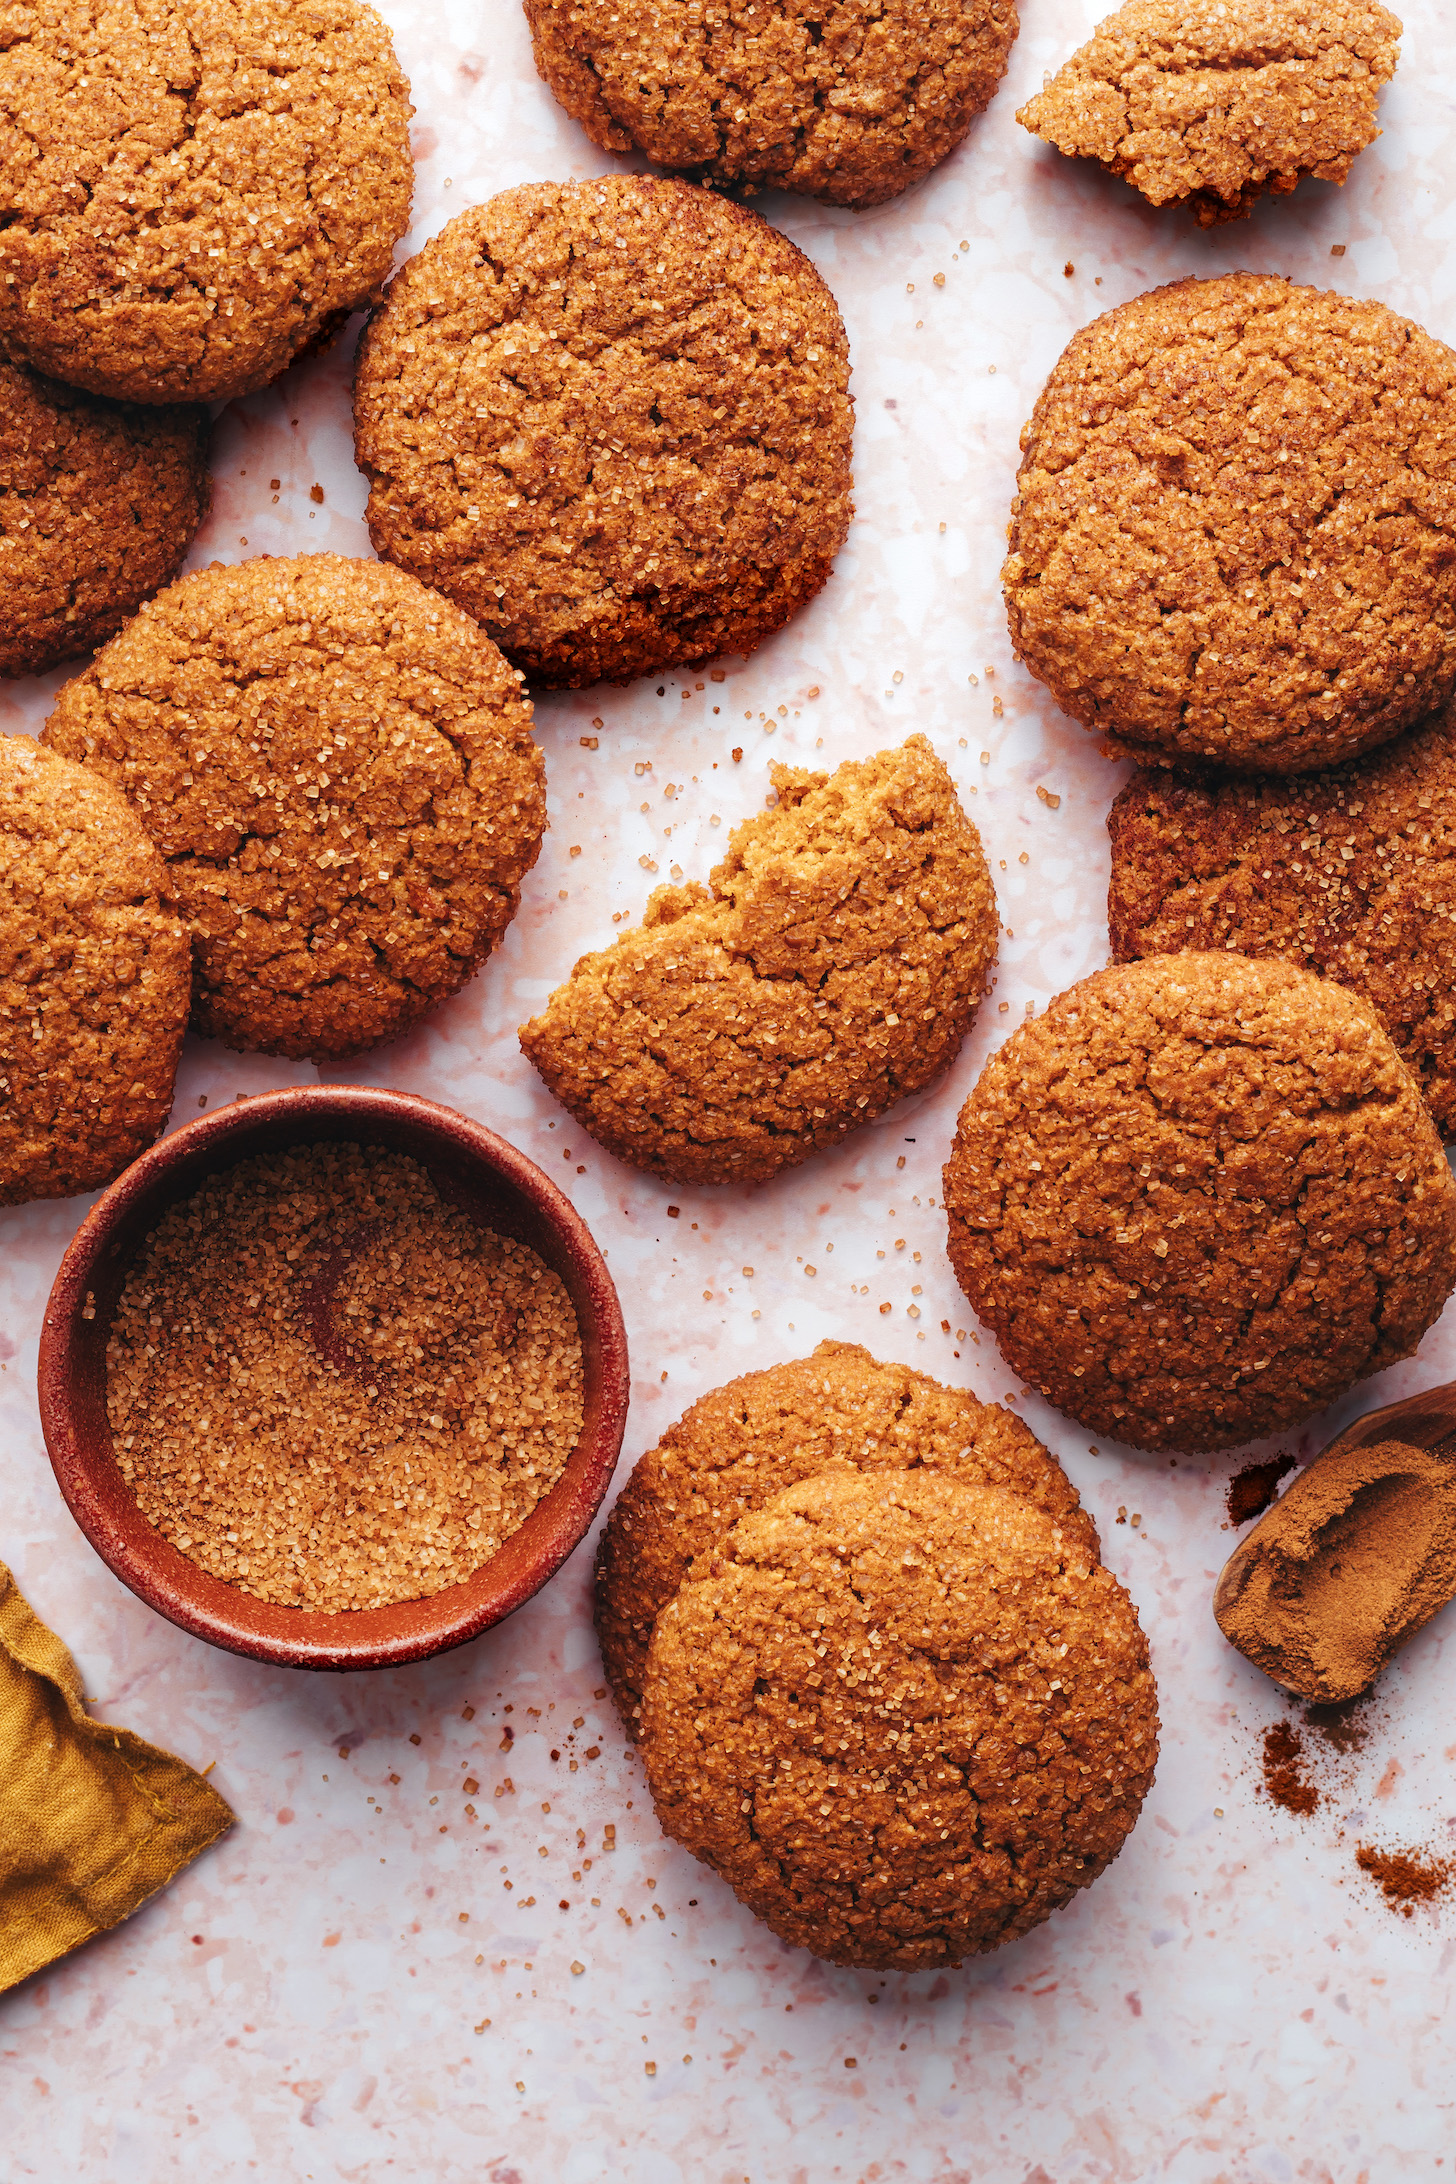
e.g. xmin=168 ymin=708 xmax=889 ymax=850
xmin=1214 ymin=1439 xmax=1456 ymax=1702
xmin=107 ymin=1144 xmax=583 ymax=1611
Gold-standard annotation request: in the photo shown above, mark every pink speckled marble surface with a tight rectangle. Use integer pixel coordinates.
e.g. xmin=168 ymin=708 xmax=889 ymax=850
xmin=5 ymin=3 xmax=1456 ymax=2178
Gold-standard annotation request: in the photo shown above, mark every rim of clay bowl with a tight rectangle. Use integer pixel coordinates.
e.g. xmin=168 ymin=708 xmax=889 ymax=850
xmin=36 ymin=1085 xmax=630 ymax=1671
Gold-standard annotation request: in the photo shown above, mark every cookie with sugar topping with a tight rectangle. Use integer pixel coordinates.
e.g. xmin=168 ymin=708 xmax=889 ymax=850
xmin=1107 ymin=705 xmax=1456 ymax=1135
xmin=0 ymin=0 xmax=413 ymax=404
xmin=1004 ymin=274 xmax=1456 ymax=774
xmin=1018 ymin=0 xmax=1401 ymax=226
xmin=943 ymin=952 xmax=1456 ymax=1453
xmin=42 ymin=555 xmax=545 ymax=1062
xmin=595 ymin=1338 xmax=1099 ymax=1734
xmin=520 ymin=737 xmax=996 ymax=1185
xmin=525 ymin=0 xmax=1019 ymax=210
xmin=354 ymin=176 xmax=854 ymax=689
xmin=640 ymin=1469 xmax=1157 ymax=1968
xmin=0 ymin=353 xmax=209 ymax=679
xmin=0 ymin=733 xmax=189 ymax=1204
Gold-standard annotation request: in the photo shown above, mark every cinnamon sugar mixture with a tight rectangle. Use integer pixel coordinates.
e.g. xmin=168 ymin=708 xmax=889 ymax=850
xmin=106 ymin=1145 xmax=584 ymax=1611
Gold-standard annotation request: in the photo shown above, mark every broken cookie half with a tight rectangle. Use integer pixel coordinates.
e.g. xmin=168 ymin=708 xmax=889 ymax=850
xmin=1018 ymin=0 xmax=1401 ymax=227
xmin=519 ymin=736 xmax=997 ymax=1186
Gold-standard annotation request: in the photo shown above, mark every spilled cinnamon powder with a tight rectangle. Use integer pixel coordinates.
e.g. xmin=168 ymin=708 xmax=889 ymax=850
xmin=1355 ymin=1844 xmax=1453 ymax=1917
xmin=1226 ymin=1450 xmax=1295 ymax=1526
xmin=1303 ymin=1693 xmax=1373 ymax=1757
xmin=1261 ymin=1721 xmax=1319 ymax=1816
xmin=1249 ymin=1686 xmax=1451 ymax=1922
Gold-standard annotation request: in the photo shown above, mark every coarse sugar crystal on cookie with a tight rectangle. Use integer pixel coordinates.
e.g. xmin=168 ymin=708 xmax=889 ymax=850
xmin=41 ymin=555 xmax=546 ymax=1063
xmin=0 ymin=353 xmax=210 ymax=680
xmin=0 ymin=733 xmax=189 ymax=1205
xmin=595 ymin=1339 xmax=1099 ymax=1735
xmin=520 ymin=737 xmax=995 ymax=1184
xmin=1018 ymin=1 xmax=1401 ymax=227
xmin=0 ymin=0 xmax=414 ymax=405
xmin=640 ymin=1470 xmax=1158 ymax=1969
xmin=1107 ymin=704 xmax=1456 ymax=1136
xmin=524 ymin=0 xmax=1019 ymax=210
xmin=1003 ymin=274 xmax=1456 ymax=775
xmin=352 ymin=176 xmax=854 ymax=688
xmin=942 ymin=953 xmax=1456 ymax=1454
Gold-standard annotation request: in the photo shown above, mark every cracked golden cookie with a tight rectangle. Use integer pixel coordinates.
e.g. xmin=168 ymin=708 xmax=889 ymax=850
xmin=1018 ymin=0 xmax=1400 ymax=227
xmin=520 ymin=737 xmax=995 ymax=1185
xmin=524 ymin=0 xmax=1019 ymax=210
xmin=0 ymin=733 xmax=188 ymax=1204
xmin=943 ymin=953 xmax=1456 ymax=1454
xmin=1003 ymin=274 xmax=1456 ymax=775
xmin=0 ymin=0 xmax=413 ymax=404
xmin=640 ymin=1470 xmax=1157 ymax=1969
xmin=41 ymin=555 xmax=546 ymax=1062
xmin=353 ymin=176 xmax=854 ymax=688
xmin=596 ymin=1339 xmax=1098 ymax=1734
xmin=0 ymin=352 xmax=209 ymax=679
xmin=1108 ymin=705 xmax=1456 ymax=1136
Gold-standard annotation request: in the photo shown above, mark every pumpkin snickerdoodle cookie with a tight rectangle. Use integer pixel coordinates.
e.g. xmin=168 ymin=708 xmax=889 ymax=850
xmin=0 ymin=353 xmax=209 ymax=680
xmin=0 ymin=734 xmax=188 ymax=1205
xmin=943 ymin=953 xmax=1456 ymax=1454
xmin=1107 ymin=706 xmax=1456 ymax=1136
xmin=1003 ymin=274 xmax=1456 ymax=775
xmin=1018 ymin=0 xmax=1401 ymax=227
xmin=524 ymin=0 xmax=1019 ymax=210
xmin=353 ymin=176 xmax=854 ymax=688
xmin=520 ymin=737 xmax=996 ymax=1185
xmin=640 ymin=1470 xmax=1158 ymax=1967
xmin=0 ymin=0 xmax=413 ymax=405
xmin=595 ymin=1339 xmax=1099 ymax=1734
xmin=42 ymin=555 xmax=546 ymax=1063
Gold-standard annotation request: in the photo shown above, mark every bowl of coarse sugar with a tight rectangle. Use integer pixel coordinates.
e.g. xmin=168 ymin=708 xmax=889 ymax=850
xmin=38 ymin=1085 xmax=630 ymax=1670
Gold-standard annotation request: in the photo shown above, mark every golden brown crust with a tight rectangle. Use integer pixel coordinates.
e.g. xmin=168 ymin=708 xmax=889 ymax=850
xmin=353 ymin=176 xmax=854 ymax=688
xmin=640 ymin=1470 xmax=1158 ymax=1968
xmin=0 ymin=0 xmax=414 ymax=404
xmin=1107 ymin=706 xmax=1456 ymax=1136
xmin=595 ymin=1339 xmax=1099 ymax=1734
xmin=942 ymin=952 xmax=1456 ymax=1454
xmin=1003 ymin=274 xmax=1456 ymax=775
xmin=1018 ymin=0 xmax=1400 ymax=226
xmin=0 ymin=353 xmax=209 ymax=678
xmin=524 ymin=0 xmax=1019 ymax=210
xmin=41 ymin=555 xmax=546 ymax=1063
xmin=0 ymin=733 xmax=188 ymax=1204
xmin=520 ymin=737 xmax=996 ymax=1185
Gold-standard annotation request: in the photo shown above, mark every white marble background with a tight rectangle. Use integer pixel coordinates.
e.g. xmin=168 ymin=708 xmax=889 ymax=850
xmin=4 ymin=2 xmax=1456 ymax=2178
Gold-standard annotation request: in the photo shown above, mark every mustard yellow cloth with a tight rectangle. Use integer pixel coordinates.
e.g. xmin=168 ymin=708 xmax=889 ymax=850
xmin=0 ymin=1561 xmax=233 ymax=1993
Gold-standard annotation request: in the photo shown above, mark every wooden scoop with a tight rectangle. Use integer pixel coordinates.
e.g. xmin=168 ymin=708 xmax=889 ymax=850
xmin=1213 ymin=1381 xmax=1456 ymax=1703
xmin=1310 ymin=1379 xmax=1456 ymax=1466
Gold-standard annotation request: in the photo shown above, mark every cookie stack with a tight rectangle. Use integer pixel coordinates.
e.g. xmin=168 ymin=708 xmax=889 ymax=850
xmin=597 ymin=1343 xmax=1158 ymax=1968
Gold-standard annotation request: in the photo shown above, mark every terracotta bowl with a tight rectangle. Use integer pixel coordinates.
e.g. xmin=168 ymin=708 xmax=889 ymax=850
xmin=37 ymin=1086 xmax=630 ymax=1672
